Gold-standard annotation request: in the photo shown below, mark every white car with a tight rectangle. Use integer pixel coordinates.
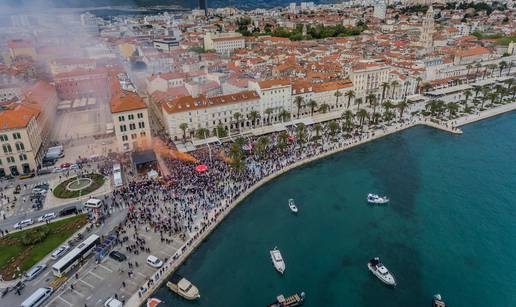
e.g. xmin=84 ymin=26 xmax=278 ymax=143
xmin=51 ymin=245 xmax=70 ymax=260
xmin=37 ymin=212 xmax=56 ymax=223
xmin=104 ymin=297 xmax=123 ymax=307
xmin=14 ymin=219 xmax=34 ymax=229
xmin=146 ymin=255 xmax=163 ymax=268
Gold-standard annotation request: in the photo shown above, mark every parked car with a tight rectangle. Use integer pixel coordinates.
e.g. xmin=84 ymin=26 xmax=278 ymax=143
xmin=14 ymin=219 xmax=34 ymax=229
xmin=104 ymin=297 xmax=123 ymax=307
xmin=146 ymin=255 xmax=163 ymax=268
xmin=59 ymin=206 xmax=78 ymax=217
xmin=37 ymin=212 xmax=56 ymax=223
xmin=51 ymin=245 xmax=70 ymax=260
xmin=108 ymin=251 xmax=127 ymax=262
xmin=59 ymin=162 xmax=71 ymax=169
xmin=19 ymin=173 xmax=35 ymax=180
xmin=24 ymin=264 xmax=47 ymax=281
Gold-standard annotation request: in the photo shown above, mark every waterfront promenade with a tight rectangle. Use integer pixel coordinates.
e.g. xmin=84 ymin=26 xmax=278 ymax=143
xmin=126 ymin=100 xmax=516 ymax=307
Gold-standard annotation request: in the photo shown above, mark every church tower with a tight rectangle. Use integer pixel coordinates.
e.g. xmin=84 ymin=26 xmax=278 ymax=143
xmin=420 ymin=6 xmax=434 ymax=53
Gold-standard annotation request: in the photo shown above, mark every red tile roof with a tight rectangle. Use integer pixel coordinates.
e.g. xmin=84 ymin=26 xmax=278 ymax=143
xmin=110 ymin=91 xmax=146 ymax=113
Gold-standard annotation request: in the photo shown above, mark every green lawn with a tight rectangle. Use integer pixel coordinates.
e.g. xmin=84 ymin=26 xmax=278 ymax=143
xmin=0 ymin=214 xmax=88 ymax=280
xmin=53 ymin=173 xmax=105 ymax=199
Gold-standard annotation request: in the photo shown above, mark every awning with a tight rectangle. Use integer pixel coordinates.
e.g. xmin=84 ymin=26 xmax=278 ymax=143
xmin=131 ymin=150 xmax=157 ymax=166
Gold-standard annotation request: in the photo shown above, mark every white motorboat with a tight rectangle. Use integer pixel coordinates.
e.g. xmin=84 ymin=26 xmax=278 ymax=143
xmin=367 ymin=193 xmax=389 ymax=204
xmin=367 ymin=257 xmax=396 ymax=286
xmin=288 ymin=199 xmax=298 ymax=213
xmin=270 ymin=247 xmax=286 ymax=274
xmin=432 ymin=294 xmax=446 ymax=307
xmin=166 ymin=274 xmax=200 ymax=300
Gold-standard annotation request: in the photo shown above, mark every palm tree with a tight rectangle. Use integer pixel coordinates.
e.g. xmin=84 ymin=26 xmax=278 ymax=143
xmin=318 ymin=103 xmax=330 ymax=114
xmin=279 ymin=109 xmax=291 ymax=122
xmin=498 ymin=60 xmax=508 ymax=77
xmin=295 ymin=123 xmax=306 ymax=143
xmin=196 ymin=128 xmax=209 ymax=139
xmin=366 ymin=93 xmax=376 ymax=108
xmin=313 ymin=123 xmax=322 ymax=140
xmin=511 ymin=85 xmax=516 ymax=99
xmin=342 ymin=110 xmax=354 ymax=131
xmin=355 ymin=97 xmax=363 ymax=111
xmin=396 ymin=100 xmax=408 ymax=119
xmin=356 ymin=109 xmax=369 ymax=129
xmin=255 ymin=136 xmax=270 ymax=158
xmin=233 ymin=112 xmax=242 ymax=132
xmin=507 ymin=61 xmax=513 ymax=75
xmin=179 ymin=123 xmax=188 ymax=139
xmin=489 ymin=64 xmax=497 ymax=77
xmin=390 ymin=80 xmax=399 ymax=98
xmin=380 ymin=82 xmax=390 ymax=102
xmin=382 ymin=100 xmax=393 ymax=113
xmin=463 ymin=89 xmax=472 ymax=108
xmin=264 ymin=108 xmax=274 ymax=125
xmin=345 ymin=90 xmax=355 ymax=109
xmin=247 ymin=110 xmax=260 ymax=128
xmin=504 ymin=78 xmax=514 ymax=91
xmin=369 ymin=96 xmax=378 ymax=123
xmin=472 ymin=85 xmax=482 ymax=99
xmin=327 ymin=120 xmax=340 ymax=136
xmin=277 ymin=131 xmax=289 ymax=151
xmin=307 ymin=99 xmax=318 ymax=116
xmin=486 ymin=92 xmax=497 ymax=109
xmin=421 ymin=82 xmax=433 ymax=93
xmin=334 ymin=90 xmax=343 ymax=108
xmin=446 ymin=102 xmax=459 ymax=119
xmin=294 ymin=96 xmax=304 ymax=118
xmin=415 ymin=76 xmax=422 ymax=93
xmin=383 ymin=110 xmax=395 ymax=122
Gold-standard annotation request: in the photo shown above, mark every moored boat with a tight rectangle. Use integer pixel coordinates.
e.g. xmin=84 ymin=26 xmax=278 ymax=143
xmin=367 ymin=257 xmax=396 ymax=286
xmin=270 ymin=247 xmax=286 ymax=274
xmin=367 ymin=193 xmax=389 ymax=204
xmin=146 ymin=298 xmax=162 ymax=307
xmin=432 ymin=294 xmax=446 ymax=307
xmin=267 ymin=291 xmax=305 ymax=307
xmin=166 ymin=273 xmax=200 ymax=300
xmin=288 ymin=199 xmax=298 ymax=213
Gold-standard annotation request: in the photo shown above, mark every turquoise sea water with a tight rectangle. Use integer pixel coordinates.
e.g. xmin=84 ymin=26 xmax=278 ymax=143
xmin=153 ymin=113 xmax=516 ymax=307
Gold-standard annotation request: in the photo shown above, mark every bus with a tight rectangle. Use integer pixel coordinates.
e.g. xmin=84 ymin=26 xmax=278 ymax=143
xmin=52 ymin=234 xmax=100 ymax=277
xmin=113 ymin=163 xmax=123 ymax=188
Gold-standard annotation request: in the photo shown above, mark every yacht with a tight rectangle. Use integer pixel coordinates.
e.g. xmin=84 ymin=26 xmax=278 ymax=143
xmin=267 ymin=291 xmax=305 ymax=307
xmin=432 ymin=294 xmax=446 ymax=307
xmin=367 ymin=193 xmax=389 ymax=204
xmin=367 ymin=257 xmax=396 ymax=286
xmin=288 ymin=199 xmax=298 ymax=213
xmin=270 ymin=247 xmax=286 ymax=274
xmin=166 ymin=274 xmax=200 ymax=300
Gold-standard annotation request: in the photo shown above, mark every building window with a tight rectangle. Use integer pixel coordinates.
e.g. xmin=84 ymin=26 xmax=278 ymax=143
xmin=118 ymin=115 xmax=125 ymax=122
xmin=140 ymin=131 xmax=146 ymax=137
xmin=128 ymin=114 xmax=134 ymax=120
xmin=120 ymin=125 xmax=127 ymax=132
xmin=129 ymin=123 xmax=136 ymax=130
xmin=137 ymin=113 xmax=143 ymax=119
xmin=138 ymin=122 xmax=145 ymax=129
xmin=13 ymin=132 xmax=21 ymax=140
xmin=0 ymin=135 xmax=7 ymax=142
xmin=2 ymin=144 xmax=12 ymax=153
xmin=19 ymin=154 xmax=27 ymax=161
xmin=0 ymin=158 xmax=2 ymax=165
xmin=15 ymin=142 xmax=24 ymax=151
xmin=6 ymin=156 xmax=15 ymax=163
xmin=131 ymin=133 xmax=137 ymax=140
xmin=122 ymin=135 xmax=128 ymax=141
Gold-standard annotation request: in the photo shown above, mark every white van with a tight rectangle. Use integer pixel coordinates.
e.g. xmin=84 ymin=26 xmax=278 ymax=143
xmin=24 ymin=264 xmax=47 ymax=281
xmin=21 ymin=287 xmax=53 ymax=307
xmin=84 ymin=198 xmax=103 ymax=209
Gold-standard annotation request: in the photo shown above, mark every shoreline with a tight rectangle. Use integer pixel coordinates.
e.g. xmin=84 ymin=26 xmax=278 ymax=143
xmin=127 ymin=101 xmax=516 ymax=307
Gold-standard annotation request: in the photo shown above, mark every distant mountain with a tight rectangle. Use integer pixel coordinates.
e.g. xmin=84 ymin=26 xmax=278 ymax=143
xmin=2 ymin=0 xmax=339 ymax=10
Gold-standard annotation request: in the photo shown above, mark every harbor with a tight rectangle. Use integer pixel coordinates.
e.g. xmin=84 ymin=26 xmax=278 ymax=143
xmin=131 ymin=102 xmax=516 ymax=306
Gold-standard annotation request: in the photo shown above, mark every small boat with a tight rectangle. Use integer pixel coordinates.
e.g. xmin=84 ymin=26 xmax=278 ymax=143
xmin=432 ymin=294 xmax=446 ymax=307
xmin=367 ymin=257 xmax=396 ymax=286
xmin=288 ymin=199 xmax=298 ymax=213
xmin=146 ymin=298 xmax=162 ymax=307
xmin=267 ymin=291 xmax=305 ymax=307
xmin=270 ymin=247 xmax=286 ymax=274
xmin=166 ymin=273 xmax=200 ymax=300
xmin=367 ymin=193 xmax=389 ymax=204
